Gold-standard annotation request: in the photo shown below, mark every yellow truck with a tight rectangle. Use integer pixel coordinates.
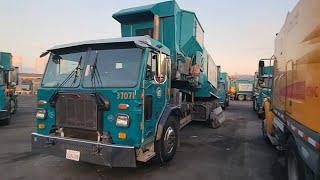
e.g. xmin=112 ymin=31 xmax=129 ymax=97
xmin=262 ymin=0 xmax=320 ymax=179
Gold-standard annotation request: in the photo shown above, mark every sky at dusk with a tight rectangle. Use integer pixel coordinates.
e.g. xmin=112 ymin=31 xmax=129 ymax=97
xmin=0 ymin=0 xmax=298 ymax=74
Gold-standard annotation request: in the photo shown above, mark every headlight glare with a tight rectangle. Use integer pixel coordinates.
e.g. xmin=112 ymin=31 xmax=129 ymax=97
xmin=36 ymin=108 xmax=47 ymax=119
xmin=116 ymin=114 xmax=130 ymax=128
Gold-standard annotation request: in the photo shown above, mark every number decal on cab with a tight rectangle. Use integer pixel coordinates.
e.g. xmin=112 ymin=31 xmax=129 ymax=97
xmin=117 ymin=91 xmax=137 ymax=99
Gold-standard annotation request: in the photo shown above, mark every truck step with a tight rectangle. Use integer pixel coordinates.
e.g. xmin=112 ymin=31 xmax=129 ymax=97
xmin=180 ymin=115 xmax=192 ymax=129
xmin=136 ymin=151 xmax=156 ymax=162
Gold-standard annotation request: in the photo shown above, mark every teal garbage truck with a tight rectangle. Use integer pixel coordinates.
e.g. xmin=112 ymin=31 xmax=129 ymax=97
xmin=31 ymin=1 xmax=224 ymax=167
xmin=217 ymin=67 xmax=230 ymax=109
xmin=235 ymin=79 xmax=254 ymax=101
xmin=252 ymin=58 xmax=273 ymax=118
xmin=0 ymin=52 xmax=19 ymax=125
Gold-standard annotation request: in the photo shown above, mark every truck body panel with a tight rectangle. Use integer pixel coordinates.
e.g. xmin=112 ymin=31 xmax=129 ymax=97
xmin=273 ymin=0 xmax=320 ymax=133
xmin=263 ymin=0 xmax=320 ymax=176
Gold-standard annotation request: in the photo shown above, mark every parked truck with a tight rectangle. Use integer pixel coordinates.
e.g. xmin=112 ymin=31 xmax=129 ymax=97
xmin=235 ymin=79 xmax=253 ymax=101
xmin=31 ymin=1 xmax=224 ymax=167
xmin=0 ymin=52 xmax=19 ymax=125
xmin=217 ymin=69 xmax=230 ymax=109
xmin=262 ymin=0 xmax=320 ymax=179
xmin=253 ymin=58 xmax=273 ymax=118
xmin=229 ymin=79 xmax=237 ymax=100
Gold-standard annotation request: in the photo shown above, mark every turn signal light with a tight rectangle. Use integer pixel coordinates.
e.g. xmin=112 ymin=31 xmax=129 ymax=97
xmin=37 ymin=100 xmax=47 ymax=105
xmin=38 ymin=123 xmax=45 ymax=129
xmin=118 ymin=132 xmax=127 ymax=139
xmin=118 ymin=104 xmax=129 ymax=110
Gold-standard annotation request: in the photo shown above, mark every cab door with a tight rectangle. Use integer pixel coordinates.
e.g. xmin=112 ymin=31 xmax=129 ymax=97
xmin=142 ymin=52 xmax=169 ymax=144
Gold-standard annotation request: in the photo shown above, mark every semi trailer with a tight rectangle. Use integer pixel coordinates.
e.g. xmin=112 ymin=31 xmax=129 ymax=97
xmin=31 ymin=1 xmax=224 ymax=167
xmin=253 ymin=58 xmax=273 ymax=119
xmin=0 ymin=52 xmax=19 ymax=125
xmin=262 ymin=0 xmax=320 ymax=179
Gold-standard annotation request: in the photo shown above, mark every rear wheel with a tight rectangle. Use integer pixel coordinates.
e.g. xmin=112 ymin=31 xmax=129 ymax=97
xmin=246 ymin=95 xmax=252 ymax=101
xmin=238 ymin=94 xmax=245 ymax=101
xmin=154 ymin=116 xmax=178 ymax=164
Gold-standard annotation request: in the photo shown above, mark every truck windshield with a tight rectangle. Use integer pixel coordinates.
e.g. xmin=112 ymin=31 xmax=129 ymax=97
xmin=82 ymin=48 xmax=142 ymax=88
xmin=42 ymin=52 xmax=85 ymax=87
xmin=42 ymin=48 xmax=143 ymax=88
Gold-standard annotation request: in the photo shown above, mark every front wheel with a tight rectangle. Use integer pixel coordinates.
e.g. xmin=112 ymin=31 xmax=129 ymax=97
xmin=154 ymin=116 xmax=178 ymax=164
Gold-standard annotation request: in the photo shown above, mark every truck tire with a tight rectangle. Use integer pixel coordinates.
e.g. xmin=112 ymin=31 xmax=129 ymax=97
xmin=287 ymin=137 xmax=318 ymax=180
xmin=258 ymin=111 xmax=265 ymax=120
xmin=253 ymin=99 xmax=258 ymax=112
xmin=238 ymin=94 xmax=245 ymax=101
xmin=1 ymin=118 xmax=10 ymax=126
xmin=246 ymin=95 xmax=252 ymax=101
xmin=154 ymin=116 xmax=178 ymax=164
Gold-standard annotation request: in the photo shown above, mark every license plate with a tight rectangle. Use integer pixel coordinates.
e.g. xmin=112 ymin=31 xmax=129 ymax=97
xmin=66 ymin=149 xmax=80 ymax=161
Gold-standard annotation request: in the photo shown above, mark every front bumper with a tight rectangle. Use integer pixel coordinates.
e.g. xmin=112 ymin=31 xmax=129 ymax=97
xmin=31 ymin=133 xmax=136 ymax=167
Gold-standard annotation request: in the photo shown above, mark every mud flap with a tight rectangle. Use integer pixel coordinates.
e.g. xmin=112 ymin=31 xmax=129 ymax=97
xmin=210 ymin=107 xmax=225 ymax=128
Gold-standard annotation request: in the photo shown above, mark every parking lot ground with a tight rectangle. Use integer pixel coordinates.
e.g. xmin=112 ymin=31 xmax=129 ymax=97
xmin=0 ymin=96 xmax=286 ymax=180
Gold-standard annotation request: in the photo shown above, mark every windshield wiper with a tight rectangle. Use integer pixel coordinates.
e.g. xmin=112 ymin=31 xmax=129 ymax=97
xmin=49 ymin=56 xmax=83 ymax=104
xmin=71 ymin=56 xmax=83 ymax=87
xmin=90 ymin=51 xmax=103 ymax=89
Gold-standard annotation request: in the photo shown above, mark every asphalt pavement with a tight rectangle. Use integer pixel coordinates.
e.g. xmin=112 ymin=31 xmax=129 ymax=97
xmin=0 ymin=96 xmax=286 ymax=180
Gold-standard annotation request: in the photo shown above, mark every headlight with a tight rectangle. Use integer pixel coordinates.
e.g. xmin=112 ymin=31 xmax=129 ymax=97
xmin=116 ymin=114 xmax=130 ymax=128
xmin=36 ymin=108 xmax=47 ymax=119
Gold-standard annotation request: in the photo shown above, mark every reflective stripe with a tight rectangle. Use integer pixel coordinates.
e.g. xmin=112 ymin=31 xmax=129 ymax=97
xmin=288 ymin=123 xmax=320 ymax=150
xmin=308 ymin=137 xmax=317 ymax=147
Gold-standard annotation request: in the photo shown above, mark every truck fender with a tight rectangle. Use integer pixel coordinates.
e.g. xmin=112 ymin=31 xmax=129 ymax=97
xmin=155 ymin=105 xmax=182 ymax=141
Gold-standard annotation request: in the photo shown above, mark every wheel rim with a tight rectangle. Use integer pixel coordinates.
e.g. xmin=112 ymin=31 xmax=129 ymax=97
xmin=164 ymin=126 xmax=176 ymax=154
xmin=288 ymin=152 xmax=299 ymax=180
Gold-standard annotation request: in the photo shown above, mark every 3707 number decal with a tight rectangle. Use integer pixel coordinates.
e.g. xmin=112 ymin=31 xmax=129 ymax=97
xmin=117 ymin=91 xmax=137 ymax=99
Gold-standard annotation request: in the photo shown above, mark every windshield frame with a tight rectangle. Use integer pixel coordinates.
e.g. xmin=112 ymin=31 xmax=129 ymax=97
xmin=40 ymin=45 xmax=147 ymax=89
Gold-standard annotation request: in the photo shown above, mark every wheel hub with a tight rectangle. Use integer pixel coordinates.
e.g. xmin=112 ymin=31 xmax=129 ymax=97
xmin=164 ymin=127 xmax=176 ymax=154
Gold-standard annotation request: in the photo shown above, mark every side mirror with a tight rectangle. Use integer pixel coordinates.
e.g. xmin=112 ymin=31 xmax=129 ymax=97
xmin=40 ymin=51 xmax=49 ymax=58
xmin=154 ymin=53 xmax=167 ymax=83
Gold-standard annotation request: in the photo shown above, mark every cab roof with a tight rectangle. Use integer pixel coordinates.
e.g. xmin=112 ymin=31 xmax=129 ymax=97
xmin=48 ymin=36 xmax=170 ymax=55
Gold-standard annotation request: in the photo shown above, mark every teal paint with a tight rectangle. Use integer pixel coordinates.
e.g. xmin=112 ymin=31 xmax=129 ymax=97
xmin=113 ymin=0 xmax=218 ymax=98
xmin=0 ymin=52 xmax=12 ymax=111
